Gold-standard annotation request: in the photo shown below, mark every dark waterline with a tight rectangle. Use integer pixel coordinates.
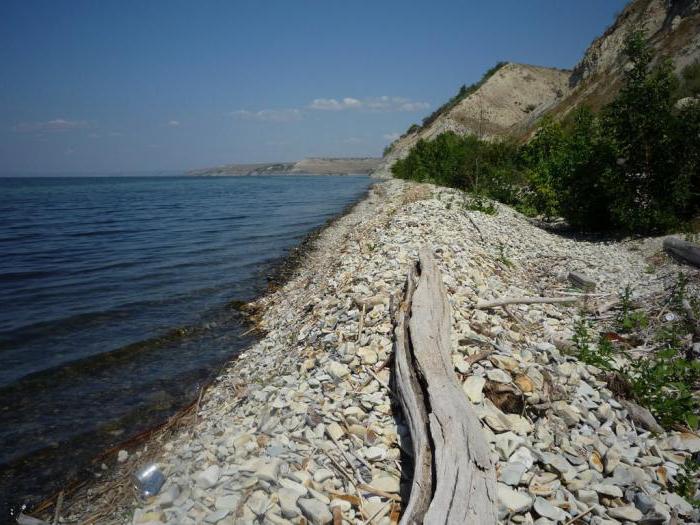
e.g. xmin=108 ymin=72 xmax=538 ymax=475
xmin=0 ymin=174 xmax=373 ymax=517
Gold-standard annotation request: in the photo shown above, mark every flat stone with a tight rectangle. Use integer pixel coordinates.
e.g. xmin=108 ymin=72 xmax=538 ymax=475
xmin=463 ymin=375 xmax=486 ymax=403
xmin=498 ymin=483 xmax=533 ymax=513
xmin=510 ymin=447 xmax=534 ymax=469
xmin=528 ymin=472 xmax=560 ymax=496
xmin=215 ymin=494 xmax=241 ymax=511
xmin=514 ymin=374 xmax=534 ymax=393
xmin=633 ymin=493 xmax=655 ymax=514
xmin=357 ymin=347 xmax=378 ymax=365
xmin=371 ymin=474 xmax=400 ymax=493
xmin=592 ymin=483 xmax=623 ymax=498
xmin=247 ymin=490 xmax=271 ymax=516
xmin=668 ymin=432 xmax=700 ymax=453
xmin=608 ymin=505 xmax=643 ymax=522
xmin=365 ymin=446 xmax=386 ymax=461
xmin=552 ymin=401 xmax=580 ymax=427
xmin=491 ymin=355 xmax=520 ymax=372
xmin=539 ymin=452 xmax=574 ymax=480
xmin=611 ymin=464 xmax=650 ymax=486
xmin=506 ymin=414 xmax=533 ymax=435
xmin=204 ymin=509 xmax=230 ymax=523
xmin=500 ymin=462 xmax=527 ymax=486
xmin=256 ymin=458 xmax=282 ymax=483
xmin=577 ymin=489 xmax=598 ymax=507
xmin=326 ymin=361 xmax=350 ymax=380
xmin=280 ymin=477 xmax=309 ymax=496
xmin=487 ymin=368 xmax=512 ymax=383
xmin=604 ymin=446 xmax=621 ymax=474
xmin=298 ymin=498 xmax=333 ymax=525
xmin=534 ymin=497 xmax=567 ymax=522
xmin=278 ymin=488 xmax=301 ymax=519
xmin=326 ymin=422 xmax=344 ymax=441
xmin=313 ymin=468 xmax=334 ymax=483
xmin=156 ymin=485 xmax=178 ymax=508
xmin=195 ymin=465 xmax=221 ymax=489
xmin=666 ymin=492 xmax=694 ymax=515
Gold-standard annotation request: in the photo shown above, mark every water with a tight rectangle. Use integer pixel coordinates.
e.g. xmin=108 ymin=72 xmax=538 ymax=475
xmin=0 ymin=174 xmax=373 ymax=516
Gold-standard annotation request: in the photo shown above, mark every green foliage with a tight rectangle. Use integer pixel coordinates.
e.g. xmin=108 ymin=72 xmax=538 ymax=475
xmin=627 ymin=346 xmax=700 ymax=430
xmin=677 ymin=60 xmax=700 ymax=99
xmin=672 ymin=458 xmax=700 ymax=508
xmin=572 ymin=319 xmax=616 ymax=371
xmin=463 ymin=192 xmax=498 ymax=215
xmin=572 ymin=300 xmax=700 ymax=430
xmin=391 ymin=131 xmax=524 ymax=206
xmin=617 ymin=286 xmax=649 ymax=333
xmin=496 ymin=243 xmax=513 ymax=267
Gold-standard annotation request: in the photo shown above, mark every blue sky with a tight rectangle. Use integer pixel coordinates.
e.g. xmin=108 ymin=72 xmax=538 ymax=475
xmin=0 ymin=0 xmax=627 ymax=174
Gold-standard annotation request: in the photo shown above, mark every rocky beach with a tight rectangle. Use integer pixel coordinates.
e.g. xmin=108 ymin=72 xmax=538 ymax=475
xmin=37 ymin=180 xmax=699 ymax=525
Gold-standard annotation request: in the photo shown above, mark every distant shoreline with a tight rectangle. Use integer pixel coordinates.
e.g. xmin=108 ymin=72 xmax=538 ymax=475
xmin=187 ymin=157 xmax=382 ymax=177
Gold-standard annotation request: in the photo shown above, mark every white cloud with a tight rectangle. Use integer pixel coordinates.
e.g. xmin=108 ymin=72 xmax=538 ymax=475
xmin=309 ymin=96 xmax=429 ymax=113
xmin=309 ymin=97 xmax=364 ymax=111
xmin=343 ymin=137 xmax=364 ymax=144
xmin=231 ymin=108 xmax=302 ymax=123
xmin=14 ymin=118 xmax=90 ymax=133
xmin=383 ymin=132 xmax=400 ymax=141
xmin=168 ymin=120 xmax=180 ymax=127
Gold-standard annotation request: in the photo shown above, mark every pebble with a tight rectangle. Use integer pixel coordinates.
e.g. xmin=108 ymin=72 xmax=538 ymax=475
xmin=498 ymin=483 xmax=534 ymax=513
xmin=298 ymin=497 xmax=333 ymax=525
xmin=463 ymin=375 xmax=486 ymax=403
xmin=110 ymin=181 xmax=698 ymax=525
xmin=533 ymin=497 xmax=567 ymax=522
xmin=608 ymin=504 xmax=643 ymax=522
xmin=195 ymin=465 xmax=220 ymax=489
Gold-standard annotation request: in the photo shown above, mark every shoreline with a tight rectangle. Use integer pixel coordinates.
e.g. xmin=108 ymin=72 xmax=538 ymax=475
xmin=22 ymin=178 xmax=380 ymax=522
xmin=31 ymin=181 xmax=700 ymax=524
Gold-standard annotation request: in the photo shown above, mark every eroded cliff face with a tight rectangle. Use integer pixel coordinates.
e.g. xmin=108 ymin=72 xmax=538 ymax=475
xmin=374 ymin=0 xmax=700 ymax=178
xmin=374 ymin=64 xmax=570 ymax=177
xmin=548 ymin=0 xmax=700 ymax=122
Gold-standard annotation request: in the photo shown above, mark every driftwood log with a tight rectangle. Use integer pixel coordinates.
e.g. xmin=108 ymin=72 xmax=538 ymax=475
xmin=394 ymin=247 xmax=497 ymax=524
xmin=476 ymin=296 xmax=580 ymax=309
xmin=663 ymin=236 xmax=700 ymax=267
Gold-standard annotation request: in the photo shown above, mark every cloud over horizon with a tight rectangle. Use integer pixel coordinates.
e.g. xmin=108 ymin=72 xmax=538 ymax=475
xmin=231 ymin=109 xmax=302 ymax=123
xmin=309 ymin=96 xmax=429 ymax=112
xmin=13 ymin=119 xmax=90 ymax=133
xmin=233 ymin=95 xmax=430 ymax=125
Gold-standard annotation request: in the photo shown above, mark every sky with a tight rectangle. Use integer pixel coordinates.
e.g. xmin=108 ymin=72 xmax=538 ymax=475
xmin=0 ymin=0 xmax=628 ymax=174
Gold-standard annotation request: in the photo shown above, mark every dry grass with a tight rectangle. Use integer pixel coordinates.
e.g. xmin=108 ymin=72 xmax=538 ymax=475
xmin=401 ymin=184 xmax=433 ymax=206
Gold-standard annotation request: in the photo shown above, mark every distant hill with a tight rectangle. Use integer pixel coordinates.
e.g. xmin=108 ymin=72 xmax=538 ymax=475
xmin=188 ymin=157 xmax=381 ymax=177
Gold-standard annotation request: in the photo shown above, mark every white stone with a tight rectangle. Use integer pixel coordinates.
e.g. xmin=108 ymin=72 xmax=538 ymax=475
xmin=498 ymin=483 xmax=533 ymax=513
xmin=487 ymin=368 xmax=512 ymax=383
xmin=195 ymin=465 xmax=220 ymax=489
xmin=462 ymin=375 xmax=486 ymax=403
xmin=534 ymin=497 xmax=567 ymax=522
xmin=298 ymin=498 xmax=333 ymax=525
xmin=607 ymin=505 xmax=642 ymax=522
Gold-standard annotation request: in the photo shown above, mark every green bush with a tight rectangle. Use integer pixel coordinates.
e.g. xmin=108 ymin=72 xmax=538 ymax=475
xmin=391 ymin=131 xmax=523 ymax=205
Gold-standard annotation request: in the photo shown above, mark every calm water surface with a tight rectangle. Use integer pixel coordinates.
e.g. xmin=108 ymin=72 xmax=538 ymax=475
xmin=0 ymin=174 xmax=372 ymax=516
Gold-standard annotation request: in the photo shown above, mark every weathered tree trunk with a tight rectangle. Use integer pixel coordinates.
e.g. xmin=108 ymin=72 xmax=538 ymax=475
xmin=394 ymin=247 xmax=497 ymax=525
xmin=663 ymin=236 xmax=700 ymax=267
